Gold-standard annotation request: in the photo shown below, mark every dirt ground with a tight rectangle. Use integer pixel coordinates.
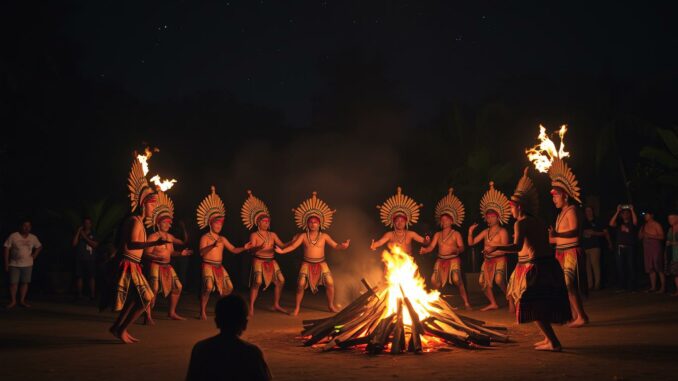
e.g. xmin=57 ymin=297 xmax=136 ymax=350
xmin=1 ymin=286 xmax=677 ymax=381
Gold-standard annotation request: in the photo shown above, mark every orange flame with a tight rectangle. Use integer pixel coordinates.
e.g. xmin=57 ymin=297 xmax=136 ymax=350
xmin=135 ymin=147 xmax=176 ymax=191
xmin=525 ymin=124 xmax=569 ymax=173
xmin=383 ymin=246 xmax=439 ymax=325
xmin=150 ymin=175 xmax=177 ymax=191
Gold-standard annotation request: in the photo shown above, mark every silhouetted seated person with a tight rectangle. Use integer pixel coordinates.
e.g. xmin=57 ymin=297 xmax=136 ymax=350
xmin=186 ymin=294 xmax=272 ymax=381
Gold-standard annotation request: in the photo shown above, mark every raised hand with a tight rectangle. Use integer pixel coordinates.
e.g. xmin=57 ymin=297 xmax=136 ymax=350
xmin=469 ymin=222 xmax=478 ymax=233
xmin=339 ymin=239 xmax=351 ymax=249
xmin=370 ymin=239 xmax=377 ymax=251
xmin=181 ymin=248 xmax=193 ymax=256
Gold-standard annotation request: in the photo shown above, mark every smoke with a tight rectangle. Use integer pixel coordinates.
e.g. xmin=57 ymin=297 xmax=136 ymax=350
xmin=224 ymin=131 xmax=408 ymax=304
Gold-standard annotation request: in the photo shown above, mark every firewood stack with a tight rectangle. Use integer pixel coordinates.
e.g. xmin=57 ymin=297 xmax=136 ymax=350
xmin=301 ymin=279 xmax=509 ymax=354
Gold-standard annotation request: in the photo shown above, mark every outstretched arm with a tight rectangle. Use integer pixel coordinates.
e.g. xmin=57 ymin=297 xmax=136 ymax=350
xmin=272 ymin=233 xmax=286 ymax=248
xmin=275 ymin=234 xmax=305 ymax=254
xmin=222 ymin=237 xmax=246 ymax=254
xmin=419 ymin=233 xmax=439 ymax=255
xmin=410 ymin=231 xmax=430 ymax=244
xmin=370 ymin=232 xmax=391 ymax=251
xmin=325 ymin=234 xmax=350 ymax=250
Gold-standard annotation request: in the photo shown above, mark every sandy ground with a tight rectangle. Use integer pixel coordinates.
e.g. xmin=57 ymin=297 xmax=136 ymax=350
xmin=1 ymin=286 xmax=677 ymax=381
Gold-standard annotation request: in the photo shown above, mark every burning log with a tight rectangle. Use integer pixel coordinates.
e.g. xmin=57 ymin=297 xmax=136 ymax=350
xmin=390 ymin=300 xmax=406 ymax=354
xmin=300 ymin=248 xmax=509 ymax=354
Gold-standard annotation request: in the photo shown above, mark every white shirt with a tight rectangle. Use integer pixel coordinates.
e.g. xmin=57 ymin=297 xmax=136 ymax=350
xmin=4 ymin=232 xmax=42 ymax=267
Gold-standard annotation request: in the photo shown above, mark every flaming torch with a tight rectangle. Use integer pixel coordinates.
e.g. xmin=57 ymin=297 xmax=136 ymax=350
xmin=136 ymin=147 xmax=177 ymax=191
xmin=525 ymin=124 xmax=569 ymax=173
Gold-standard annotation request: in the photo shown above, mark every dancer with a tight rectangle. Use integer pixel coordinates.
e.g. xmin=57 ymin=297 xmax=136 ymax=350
xmin=371 ymin=187 xmax=429 ymax=255
xmin=485 ymin=168 xmax=571 ymax=351
xmin=275 ymin=192 xmax=350 ymax=316
xmin=241 ymin=190 xmax=288 ymax=316
xmin=420 ymin=188 xmax=470 ymax=308
xmin=143 ymin=191 xmax=192 ymax=324
xmin=468 ymin=182 xmax=511 ymax=311
xmin=197 ymin=186 xmax=251 ymax=320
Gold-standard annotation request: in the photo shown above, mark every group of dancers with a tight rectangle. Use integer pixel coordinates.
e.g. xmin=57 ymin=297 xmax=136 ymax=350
xmin=106 ymin=149 xmax=588 ymax=351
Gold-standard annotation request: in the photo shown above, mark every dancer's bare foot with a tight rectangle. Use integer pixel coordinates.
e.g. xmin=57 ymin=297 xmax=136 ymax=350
xmin=6 ymin=301 xmax=16 ymax=309
xmin=271 ymin=305 xmax=289 ymax=315
xmin=293 ymin=307 xmax=300 ymax=316
xmin=198 ymin=312 xmax=207 ymax=320
xmin=168 ymin=313 xmax=186 ymax=321
xmin=109 ymin=325 xmax=120 ymax=338
xmin=19 ymin=301 xmax=31 ymax=308
xmin=118 ymin=330 xmax=138 ymax=344
xmin=657 ymin=288 xmax=665 ymax=294
xmin=464 ymin=304 xmax=472 ymax=310
xmin=328 ymin=304 xmax=340 ymax=313
xmin=480 ymin=304 xmax=499 ymax=312
xmin=533 ymin=338 xmax=548 ymax=347
xmin=567 ymin=317 xmax=588 ymax=328
xmin=535 ymin=342 xmax=562 ymax=352
xmin=143 ymin=316 xmax=155 ymax=326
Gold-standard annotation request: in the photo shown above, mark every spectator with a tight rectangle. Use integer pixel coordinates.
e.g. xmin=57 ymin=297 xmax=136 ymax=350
xmin=72 ymin=216 xmax=99 ymax=300
xmin=582 ymin=206 xmax=612 ymax=290
xmin=4 ymin=219 xmax=42 ymax=308
xmin=609 ymin=204 xmax=638 ymax=290
xmin=186 ymin=294 xmax=272 ymax=381
xmin=639 ymin=210 xmax=665 ymax=293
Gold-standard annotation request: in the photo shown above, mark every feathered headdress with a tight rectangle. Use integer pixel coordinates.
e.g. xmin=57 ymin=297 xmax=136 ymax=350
xmin=377 ymin=187 xmax=422 ymax=228
xmin=241 ymin=190 xmax=270 ymax=230
xmin=145 ymin=191 xmax=174 ymax=229
xmin=511 ymin=168 xmax=539 ymax=216
xmin=479 ymin=181 xmax=511 ymax=225
xmin=127 ymin=157 xmax=156 ymax=213
xmin=293 ymin=192 xmax=335 ymax=230
xmin=434 ymin=188 xmax=465 ymax=227
xmin=196 ymin=186 xmax=226 ymax=230
xmin=548 ymin=158 xmax=581 ymax=204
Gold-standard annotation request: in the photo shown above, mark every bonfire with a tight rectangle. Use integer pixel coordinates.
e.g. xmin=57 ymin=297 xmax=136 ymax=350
xmin=301 ymin=247 xmax=509 ymax=354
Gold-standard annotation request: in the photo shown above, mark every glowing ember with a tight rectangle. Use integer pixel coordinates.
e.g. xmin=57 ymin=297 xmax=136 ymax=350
xmin=383 ymin=246 xmax=439 ymax=325
xmin=525 ymin=124 xmax=569 ymax=173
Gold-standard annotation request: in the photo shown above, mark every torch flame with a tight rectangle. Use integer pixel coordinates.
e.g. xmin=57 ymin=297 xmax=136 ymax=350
xmin=150 ymin=175 xmax=177 ymax=191
xmin=525 ymin=124 xmax=569 ymax=173
xmin=136 ymin=147 xmax=176 ymax=191
xmin=383 ymin=246 xmax=439 ymax=325
xmin=136 ymin=147 xmax=155 ymax=176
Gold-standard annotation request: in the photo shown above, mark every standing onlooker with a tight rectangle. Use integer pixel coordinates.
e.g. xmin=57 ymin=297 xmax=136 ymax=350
xmin=665 ymin=211 xmax=678 ymax=296
xmin=609 ymin=204 xmax=638 ymax=290
xmin=582 ymin=206 xmax=612 ymax=291
xmin=186 ymin=294 xmax=272 ymax=381
xmin=639 ymin=210 xmax=665 ymax=293
xmin=3 ymin=219 xmax=42 ymax=308
xmin=72 ymin=217 xmax=99 ymax=300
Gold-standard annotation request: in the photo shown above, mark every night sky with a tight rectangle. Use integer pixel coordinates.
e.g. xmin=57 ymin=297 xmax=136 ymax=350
xmin=2 ymin=1 xmax=678 ymax=263
xmin=60 ymin=1 xmax=677 ymax=125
